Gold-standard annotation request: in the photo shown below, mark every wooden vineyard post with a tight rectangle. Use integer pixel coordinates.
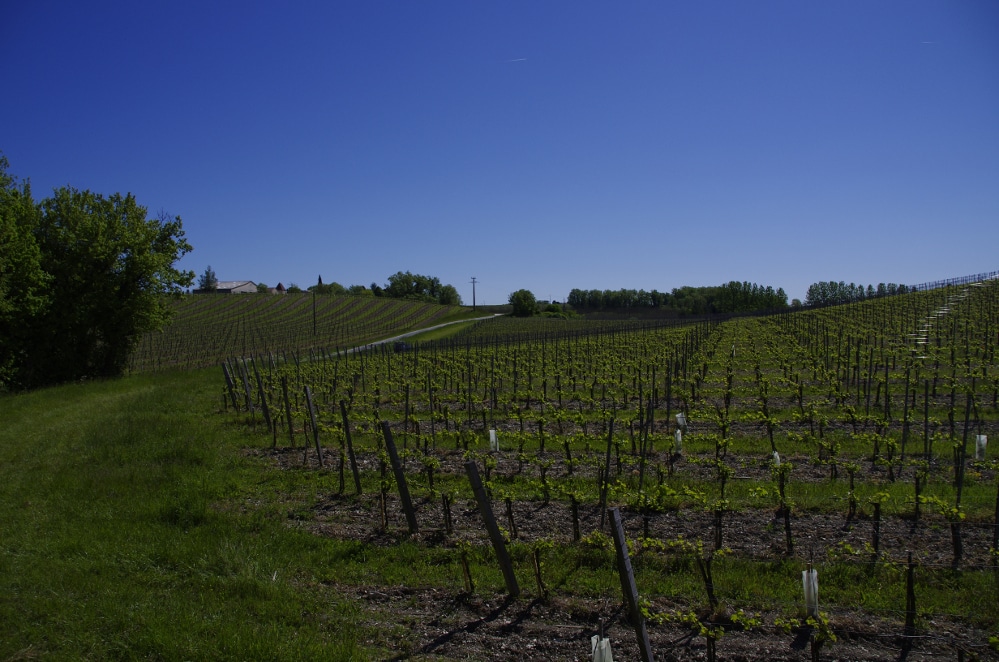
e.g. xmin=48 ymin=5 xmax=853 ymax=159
xmin=221 ymin=363 xmax=240 ymax=411
xmin=608 ymin=507 xmax=655 ymax=662
xmin=379 ymin=459 xmax=389 ymax=530
xmin=956 ymin=392 xmax=973 ymax=499
xmin=304 ymin=386 xmax=324 ymax=467
xmin=901 ymin=364 xmax=911 ymax=462
xmin=442 ymin=493 xmax=453 ymax=535
xmin=281 ymin=376 xmax=294 ymax=447
xmin=464 ymin=460 xmax=520 ymax=598
xmin=952 ymin=392 xmax=973 ymax=569
xmin=505 ymin=498 xmax=518 ymax=539
xmin=532 ymin=547 xmax=548 ymax=598
xmin=460 ymin=549 xmax=475 ymax=593
xmin=599 ymin=418 xmax=615 ymax=529
xmin=340 ymin=400 xmax=362 ymax=494
xmin=381 ymin=422 xmax=419 ymax=535
xmin=872 ymin=502 xmax=881 ymax=558
xmin=403 ymin=383 xmax=410 ymax=453
xmin=571 ymin=494 xmax=581 ymax=542
xmin=923 ymin=380 xmax=930 ymax=459
xmin=254 ymin=369 xmax=272 ymax=432
xmin=428 ymin=372 xmax=437 ymax=449
xmin=238 ymin=359 xmax=255 ymax=414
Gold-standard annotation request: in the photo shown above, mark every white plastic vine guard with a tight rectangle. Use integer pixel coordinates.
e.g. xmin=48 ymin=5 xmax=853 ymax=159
xmin=676 ymin=412 xmax=687 ymax=430
xmin=773 ymin=451 xmax=780 ymax=467
xmin=674 ymin=429 xmax=683 ymax=454
xmin=489 ymin=429 xmax=498 ymax=452
xmin=976 ymin=435 xmax=987 ymax=460
xmin=591 ymin=635 xmax=613 ymax=662
xmin=802 ymin=568 xmax=818 ymax=619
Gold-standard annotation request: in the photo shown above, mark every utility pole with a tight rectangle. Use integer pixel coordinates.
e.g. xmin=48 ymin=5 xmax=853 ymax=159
xmin=470 ymin=277 xmax=477 ymax=310
xmin=313 ymin=274 xmax=321 ymax=337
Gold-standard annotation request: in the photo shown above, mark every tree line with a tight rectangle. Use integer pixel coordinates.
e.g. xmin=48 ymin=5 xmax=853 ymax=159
xmin=0 ymin=154 xmax=193 ymax=390
xmin=566 ymin=281 xmax=788 ymax=315
xmin=305 ymin=270 xmax=462 ymax=306
xmin=803 ymin=281 xmax=911 ymax=307
xmin=198 ymin=269 xmax=464 ymax=305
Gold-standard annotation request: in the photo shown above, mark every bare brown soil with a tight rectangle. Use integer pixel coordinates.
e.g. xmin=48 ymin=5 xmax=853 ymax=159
xmin=246 ymin=446 xmax=998 ymax=661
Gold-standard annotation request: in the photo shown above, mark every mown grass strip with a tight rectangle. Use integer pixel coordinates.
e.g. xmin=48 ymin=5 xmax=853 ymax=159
xmin=0 ymin=370 xmax=368 ymax=660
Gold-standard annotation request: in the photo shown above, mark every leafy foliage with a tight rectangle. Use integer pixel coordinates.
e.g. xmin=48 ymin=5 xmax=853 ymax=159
xmin=804 ymin=280 xmax=910 ymax=307
xmin=509 ymin=288 xmax=537 ymax=317
xmin=567 ymin=280 xmax=788 ymax=314
xmin=0 ymin=155 xmax=193 ymax=389
xmin=377 ymin=270 xmax=463 ymax=305
xmin=0 ymin=155 xmax=48 ymax=386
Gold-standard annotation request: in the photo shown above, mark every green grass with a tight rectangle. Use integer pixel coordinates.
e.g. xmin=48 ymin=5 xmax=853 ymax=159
xmin=405 ymin=319 xmax=483 ymax=342
xmin=0 ymin=370 xmax=368 ymax=660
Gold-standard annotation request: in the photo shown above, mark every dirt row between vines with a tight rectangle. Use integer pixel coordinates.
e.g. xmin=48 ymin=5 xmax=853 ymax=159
xmin=237 ymin=446 xmax=997 ymax=660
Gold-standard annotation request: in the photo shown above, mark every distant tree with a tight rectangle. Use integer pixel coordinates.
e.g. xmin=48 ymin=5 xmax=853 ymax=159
xmin=509 ymin=289 xmax=537 ymax=317
xmin=378 ymin=271 xmax=462 ymax=305
xmin=309 ymin=281 xmax=347 ymax=295
xmin=349 ymin=284 xmax=373 ymax=296
xmin=437 ymin=284 xmax=462 ymax=306
xmin=803 ymin=279 xmax=914 ymax=307
xmin=567 ymin=289 xmax=586 ymax=308
xmin=286 ymin=283 xmax=302 ymax=293
xmin=670 ymin=286 xmax=710 ymax=315
xmin=256 ymin=282 xmax=269 ymax=293
xmin=198 ymin=265 xmax=218 ymax=291
xmin=567 ymin=281 xmax=785 ymax=314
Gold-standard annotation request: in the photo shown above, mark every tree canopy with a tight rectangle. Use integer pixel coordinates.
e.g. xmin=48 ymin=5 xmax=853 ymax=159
xmin=304 ymin=271 xmax=461 ymax=305
xmin=308 ymin=280 xmax=347 ymax=295
xmin=374 ymin=271 xmax=462 ymax=305
xmin=0 ymin=155 xmax=193 ymax=389
xmin=566 ymin=281 xmax=788 ymax=315
xmin=803 ymin=280 xmax=910 ymax=307
xmin=508 ymin=289 xmax=537 ymax=317
xmin=0 ymin=155 xmax=48 ymax=386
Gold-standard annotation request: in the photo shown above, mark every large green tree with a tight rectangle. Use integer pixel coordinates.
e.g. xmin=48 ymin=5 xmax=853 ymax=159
xmin=28 ymin=188 xmax=193 ymax=385
xmin=437 ymin=284 xmax=462 ymax=306
xmin=0 ymin=156 xmax=48 ymax=386
xmin=0 ymin=155 xmax=193 ymax=389
xmin=508 ymin=289 xmax=537 ymax=317
xmin=379 ymin=271 xmax=462 ymax=305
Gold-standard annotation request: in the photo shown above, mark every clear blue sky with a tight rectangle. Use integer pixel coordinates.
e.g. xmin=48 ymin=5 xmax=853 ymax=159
xmin=3 ymin=1 xmax=997 ymax=304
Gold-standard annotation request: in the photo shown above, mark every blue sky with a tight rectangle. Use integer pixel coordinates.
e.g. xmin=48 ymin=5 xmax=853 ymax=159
xmin=3 ymin=1 xmax=997 ymax=304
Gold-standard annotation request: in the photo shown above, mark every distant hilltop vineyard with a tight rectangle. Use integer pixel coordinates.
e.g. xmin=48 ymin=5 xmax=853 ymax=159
xmin=129 ymin=294 xmax=470 ymax=372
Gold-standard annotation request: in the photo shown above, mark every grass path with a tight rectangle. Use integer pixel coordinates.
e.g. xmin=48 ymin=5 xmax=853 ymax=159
xmin=0 ymin=370 xmax=368 ymax=660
